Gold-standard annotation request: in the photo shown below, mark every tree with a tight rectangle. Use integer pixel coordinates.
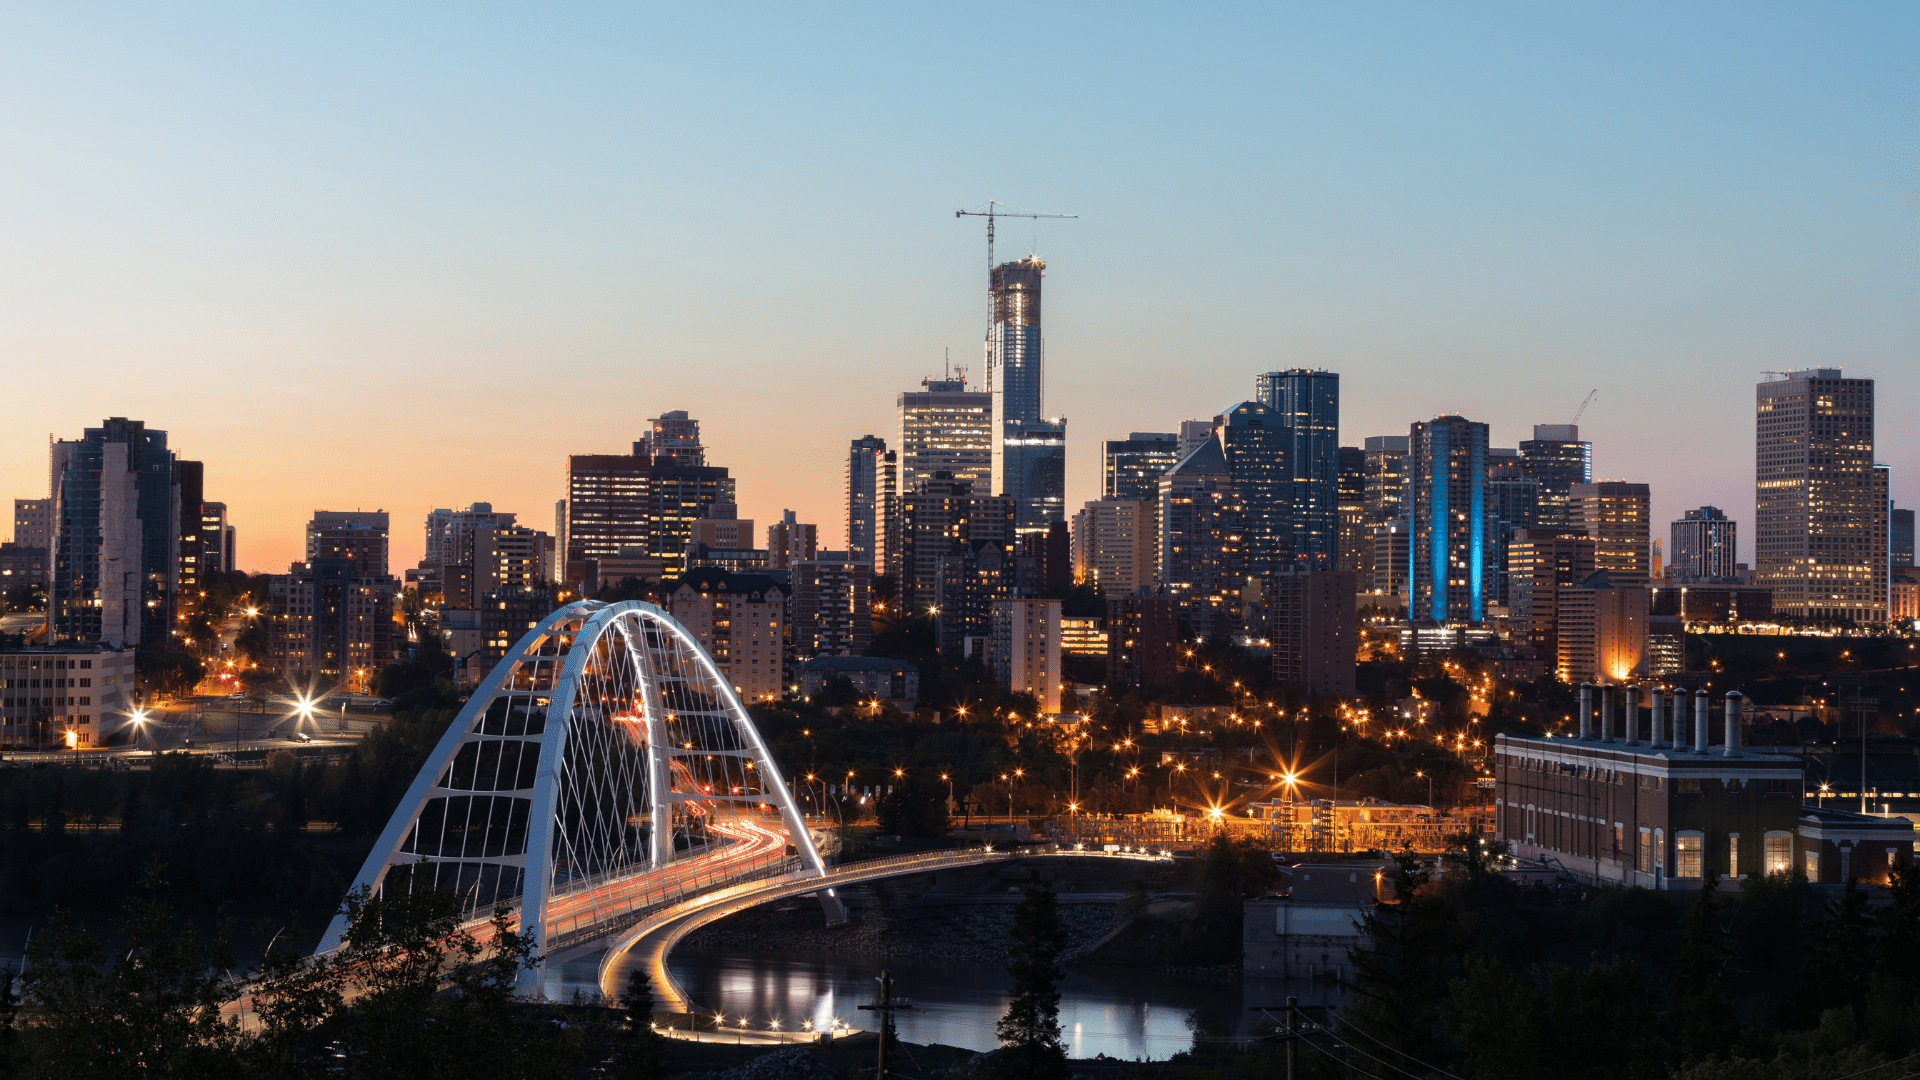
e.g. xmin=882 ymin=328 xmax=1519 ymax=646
xmin=1789 ymin=877 xmax=1875 ymax=1023
xmin=611 ymin=967 xmax=660 ymax=1080
xmin=995 ymin=871 xmax=1068 ymax=1080
xmin=136 ymin=651 xmax=205 ymax=700
xmin=1675 ymin=870 xmax=1742 ymax=1061
xmin=1342 ymin=853 xmax=1451 ymax=1071
xmin=17 ymin=863 xmax=242 ymax=1079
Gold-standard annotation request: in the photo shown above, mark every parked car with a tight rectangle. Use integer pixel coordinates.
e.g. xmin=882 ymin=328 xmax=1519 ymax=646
xmin=373 ymin=699 xmax=393 ymax=710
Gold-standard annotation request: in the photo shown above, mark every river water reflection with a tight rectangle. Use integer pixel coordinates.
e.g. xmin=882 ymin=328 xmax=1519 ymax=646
xmin=658 ymin=948 xmax=1301 ymax=1061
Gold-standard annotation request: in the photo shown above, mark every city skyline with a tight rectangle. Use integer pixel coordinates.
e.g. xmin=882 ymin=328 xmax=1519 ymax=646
xmin=3 ymin=5 xmax=1916 ymax=571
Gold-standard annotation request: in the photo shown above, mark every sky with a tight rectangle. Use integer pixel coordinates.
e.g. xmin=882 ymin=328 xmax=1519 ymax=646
xmin=2 ymin=3 xmax=1915 ymax=573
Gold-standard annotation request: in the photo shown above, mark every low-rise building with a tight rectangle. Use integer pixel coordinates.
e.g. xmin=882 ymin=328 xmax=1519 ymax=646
xmin=0 ymin=645 xmax=136 ymax=748
xmin=1243 ymin=862 xmax=1387 ymax=979
xmin=1493 ymin=695 xmax=1915 ymax=890
xmin=796 ymin=655 xmax=919 ymax=709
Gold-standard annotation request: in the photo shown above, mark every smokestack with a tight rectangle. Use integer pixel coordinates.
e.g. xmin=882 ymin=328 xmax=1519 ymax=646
xmin=1694 ymin=689 xmax=1710 ymax=754
xmin=1600 ymin=684 xmax=1614 ymax=742
xmin=1578 ymin=683 xmax=1592 ymax=739
xmin=1724 ymin=691 xmax=1743 ymax=757
xmin=1625 ymin=685 xmax=1640 ymax=746
xmin=1649 ymin=687 xmax=1665 ymax=748
xmin=1672 ymin=689 xmax=1686 ymax=755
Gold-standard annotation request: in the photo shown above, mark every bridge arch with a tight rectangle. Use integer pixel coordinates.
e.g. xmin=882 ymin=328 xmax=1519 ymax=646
xmin=317 ymin=599 xmax=842 ymax=982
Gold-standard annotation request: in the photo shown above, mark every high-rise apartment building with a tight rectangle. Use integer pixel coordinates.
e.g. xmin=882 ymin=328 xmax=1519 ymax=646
xmin=1507 ymin=529 xmax=1598 ymax=664
xmin=895 ymin=474 xmax=1017 ymax=608
xmin=268 ymin=510 xmax=398 ymax=692
xmin=1176 ymin=420 xmax=1215 ymax=462
xmin=1370 ymin=518 xmax=1411 ymax=597
xmin=1071 ymin=497 xmax=1156 ymax=598
xmin=1670 ymin=507 xmax=1738 ymax=581
xmin=49 ymin=418 xmax=178 ymax=649
xmin=1362 ymin=436 xmax=1410 ymax=524
xmin=1555 ymin=570 xmax=1649 ymax=684
xmin=990 ymin=598 xmax=1062 ymax=714
xmin=307 ymin=511 xmax=390 ymax=577
xmin=1487 ymin=477 xmax=1542 ymax=605
xmin=791 ymin=551 xmax=871 ymax=659
xmin=1570 ymin=482 xmax=1651 ymax=588
xmin=847 ymin=435 xmax=896 ymax=573
xmin=1408 ymin=416 xmax=1492 ymax=624
xmin=1106 ymin=592 xmax=1177 ymax=689
xmin=1256 ymin=369 xmax=1341 ymax=568
xmin=649 ymin=462 xmax=736 ymax=577
xmin=1216 ymin=401 xmax=1288 ymax=575
xmin=637 ymin=410 xmax=704 ymax=465
xmin=173 ymin=459 xmax=205 ymax=623
xmin=1269 ymin=569 xmax=1357 ymax=699
xmin=766 ymin=510 xmax=816 ymax=570
xmin=425 ymin=503 xmax=517 ymax=569
xmin=1518 ymin=424 xmax=1592 ymax=527
xmin=898 ymin=375 xmax=993 ymax=491
xmin=1756 ymin=370 xmax=1888 ymax=623
xmin=1159 ymin=438 xmax=1245 ymax=639
xmin=936 ymin=539 xmax=1035 ymax=659
xmin=199 ymin=502 xmax=231 ymax=576
xmin=1103 ymin=433 xmax=1181 ymax=501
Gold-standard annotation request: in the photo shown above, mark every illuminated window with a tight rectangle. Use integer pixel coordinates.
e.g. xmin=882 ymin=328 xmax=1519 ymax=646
xmin=1676 ymin=833 xmax=1703 ymax=878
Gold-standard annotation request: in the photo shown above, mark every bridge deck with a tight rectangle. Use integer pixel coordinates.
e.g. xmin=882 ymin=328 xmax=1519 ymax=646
xmin=594 ymin=846 xmax=1171 ymax=1014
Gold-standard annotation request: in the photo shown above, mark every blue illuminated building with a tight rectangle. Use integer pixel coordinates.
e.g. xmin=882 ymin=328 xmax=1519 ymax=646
xmin=1408 ymin=415 xmax=1492 ymax=624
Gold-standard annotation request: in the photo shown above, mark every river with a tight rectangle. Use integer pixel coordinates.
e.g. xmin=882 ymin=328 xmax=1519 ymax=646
xmin=548 ymin=948 xmax=1339 ymax=1062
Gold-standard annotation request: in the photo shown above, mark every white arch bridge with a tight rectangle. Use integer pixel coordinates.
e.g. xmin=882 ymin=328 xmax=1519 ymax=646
xmin=321 ymin=600 xmax=1166 ymax=998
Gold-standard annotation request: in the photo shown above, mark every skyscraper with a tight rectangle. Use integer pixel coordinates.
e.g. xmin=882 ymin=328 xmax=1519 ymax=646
xmin=1269 ymin=569 xmax=1357 ymax=699
xmin=995 ymin=417 xmax=1066 ymax=529
xmin=49 ymin=418 xmax=178 ymax=649
xmin=563 ymin=453 xmax=653 ymax=586
xmin=1487 ymin=476 xmax=1542 ymax=605
xmin=1215 ymin=401 xmax=1288 ymax=575
xmin=1670 ymin=507 xmax=1738 ymax=581
xmin=1256 ymin=369 xmax=1340 ymax=568
xmin=1756 ymin=370 xmax=1887 ymax=624
xmin=307 ymin=511 xmax=391 ymax=577
xmin=1570 ymin=481 xmax=1652 ymax=588
xmin=895 ymin=473 xmax=1016 ymax=608
xmin=1103 ymin=433 xmax=1181 ymax=501
xmin=897 ymin=374 xmax=992 ymax=490
xmin=985 ymin=257 xmax=1065 ymax=530
xmin=1362 ymin=436 xmax=1410 ymax=524
xmin=1518 ymin=424 xmax=1592 ymax=528
xmin=1336 ymin=446 xmax=1369 ymax=581
xmin=1159 ymin=438 xmax=1245 ymax=638
xmin=1895 ymin=507 xmax=1915 ymax=567
xmin=1408 ymin=415 xmax=1492 ymax=624
xmin=846 ymin=435 xmax=895 ymax=573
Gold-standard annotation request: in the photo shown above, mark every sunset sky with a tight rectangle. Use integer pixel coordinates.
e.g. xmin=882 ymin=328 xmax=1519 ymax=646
xmin=3 ymin=4 xmax=1915 ymax=573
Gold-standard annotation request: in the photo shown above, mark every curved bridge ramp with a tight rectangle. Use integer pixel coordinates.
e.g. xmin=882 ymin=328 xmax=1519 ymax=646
xmin=596 ymin=846 xmax=1172 ymax=1015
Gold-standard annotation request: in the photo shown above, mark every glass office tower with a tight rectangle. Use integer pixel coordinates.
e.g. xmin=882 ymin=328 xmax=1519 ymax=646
xmin=1216 ymin=401 xmax=1289 ymax=575
xmin=987 ymin=257 xmax=1065 ymax=529
xmin=1256 ymin=369 xmax=1340 ymax=568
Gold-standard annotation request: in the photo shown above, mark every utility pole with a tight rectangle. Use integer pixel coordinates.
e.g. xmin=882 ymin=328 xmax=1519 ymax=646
xmin=857 ymin=969 xmax=913 ymax=1080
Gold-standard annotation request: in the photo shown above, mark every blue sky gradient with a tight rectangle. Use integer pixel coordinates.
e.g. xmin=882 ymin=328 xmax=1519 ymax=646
xmin=2 ymin=3 xmax=1913 ymax=570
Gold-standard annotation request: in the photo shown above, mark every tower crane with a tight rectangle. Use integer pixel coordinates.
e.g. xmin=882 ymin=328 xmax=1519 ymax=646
xmin=1570 ymin=387 xmax=1598 ymax=425
xmin=955 ymin=200 xmax=1077 ymax=276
